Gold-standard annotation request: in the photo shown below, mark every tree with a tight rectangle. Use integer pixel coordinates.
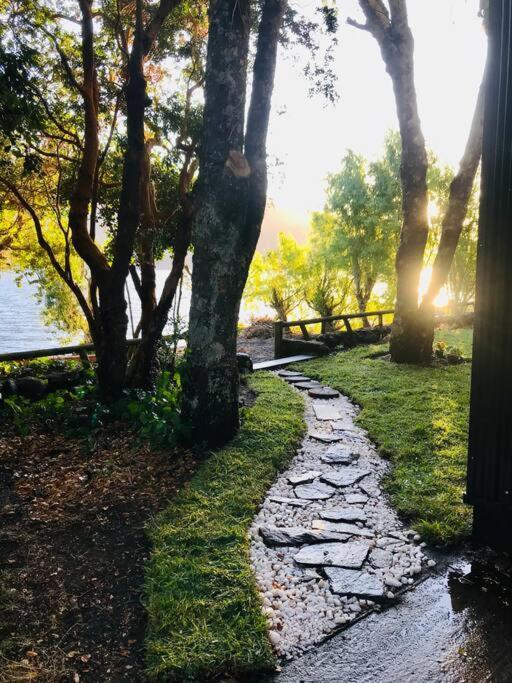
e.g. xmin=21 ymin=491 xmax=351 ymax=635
xmin=349 ymin=0 xmax=486 ymax=363
xmin=324 ymin=134 xmax=402 ymax=322
xmin=183 ymin=0 xmax=289 ymax=445
xmin=244 ymin=233 xmax=306 ymax=321
xmin=0 ymin=0 xmax=203 ymax=395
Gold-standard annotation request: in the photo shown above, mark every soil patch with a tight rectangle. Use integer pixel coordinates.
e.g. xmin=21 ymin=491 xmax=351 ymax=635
xmin=0 ymin=426 xmax=196 ymax=682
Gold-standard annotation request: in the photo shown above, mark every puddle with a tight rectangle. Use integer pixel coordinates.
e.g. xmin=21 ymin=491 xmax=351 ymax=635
xmin=265 ymin=553 xmax=512 ymax=683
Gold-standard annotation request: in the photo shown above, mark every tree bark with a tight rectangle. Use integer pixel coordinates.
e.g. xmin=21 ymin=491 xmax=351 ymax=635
xmin=183 ymin=0 xmax=286 ymax=445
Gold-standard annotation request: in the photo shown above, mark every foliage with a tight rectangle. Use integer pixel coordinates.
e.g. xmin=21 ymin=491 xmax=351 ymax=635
xmin=292 ymin=328 xmax=474 ymax=544
xmin=244 ymin=232 xmax=307 ymax=321
xmin=1 ymin=367 xmax=183 ymax=448
xmin=144 ymin=372 xmax=305 ymax=681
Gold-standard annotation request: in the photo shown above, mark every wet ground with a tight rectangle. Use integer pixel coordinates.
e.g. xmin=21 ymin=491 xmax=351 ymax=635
xmin=265 ymin=551 xmax=512 ymax=683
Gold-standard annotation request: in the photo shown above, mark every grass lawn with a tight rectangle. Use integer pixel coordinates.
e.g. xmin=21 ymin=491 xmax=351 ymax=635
xmin=144 ymin=372 xmax=305 ymax=681
xmin=293 ymin=328 xmax=473 ymax=545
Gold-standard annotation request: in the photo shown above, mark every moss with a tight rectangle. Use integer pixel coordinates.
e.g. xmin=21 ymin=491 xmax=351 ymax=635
xmin=291 ymin=329 xmax=473 ymax=545
xmin=144 ymin=372 xmax=305 ymax=681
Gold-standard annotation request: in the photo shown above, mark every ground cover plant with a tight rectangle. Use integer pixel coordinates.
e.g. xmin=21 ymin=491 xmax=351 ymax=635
xmin=293 ymin=329 xmax=473 ymax=544
xmin=144 ymin=372 xmax=305 ymax=681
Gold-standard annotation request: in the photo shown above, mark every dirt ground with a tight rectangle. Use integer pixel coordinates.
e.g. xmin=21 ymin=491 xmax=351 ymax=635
xmin=0 ymin=427 xmax=196 ymax=682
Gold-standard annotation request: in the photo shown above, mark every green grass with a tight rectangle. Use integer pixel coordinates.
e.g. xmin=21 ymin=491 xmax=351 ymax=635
xmin=144 ymin=372 xmax=305 ymax=681
xmin=292 ymin=328 xmax=473 ymax=545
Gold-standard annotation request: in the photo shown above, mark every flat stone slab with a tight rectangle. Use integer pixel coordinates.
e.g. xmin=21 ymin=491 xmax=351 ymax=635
xmin=345 ymin=493 xmax=369 ymax=504
xmin=294 ymin=481 xmax=336 ymax=500
xmin=324 ymin=567 xmax=385 ymax=598
xmin=321 ymin=446 xmax=359 ymax=465
xmin=313 ymin=403 xmax=344 ymax=421
xmin=269 ymin=496 xmax=311 ymax=508
xmin=369 ymin=547 xmax=394 ymax=569
xmin=312 ymin=520 xmax=373 ymax=538
xmin=320 ymin=468 xmax=371 ymax=488
xmin=287 ymin=470 xmax=322 ymax=486
xmin=308 ymin=386 xmax=340 ymax=399
xmin=259 ymin=526 xmax=350 ymax=547
xmin=319 ymin=508 xmax=368 ymax=523
xmin=294 ymin=541 xmax=371 ymax=568
xmin=277 ymin=370 xmax=304 ymax=377
xmin=309 ymin=431 xmax=344 ymax=443
xmin=285 ymin=376 xmax=311 ymax=383
xmin=331 ymin=420 xmax=359 ymax=432
xmin=294 ymin=381 xmax=322 ymax=390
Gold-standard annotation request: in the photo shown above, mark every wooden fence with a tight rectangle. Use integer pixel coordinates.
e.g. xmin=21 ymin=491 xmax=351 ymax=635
xmin=273 ymin=309 xmax=395 ymax=359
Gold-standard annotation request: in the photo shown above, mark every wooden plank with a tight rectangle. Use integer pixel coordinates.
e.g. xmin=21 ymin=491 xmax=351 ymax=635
xmin=299 ymin=323 xmax=310 ymax=340
xmin=281 ymin=309 xmax=394 ymax=329
xmin=253 ymin=355 xmax=314 ymax=371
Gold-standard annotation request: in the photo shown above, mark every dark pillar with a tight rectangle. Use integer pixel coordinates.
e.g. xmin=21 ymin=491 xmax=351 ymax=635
xmin=466 ymin=0 xmax=512 ymax=550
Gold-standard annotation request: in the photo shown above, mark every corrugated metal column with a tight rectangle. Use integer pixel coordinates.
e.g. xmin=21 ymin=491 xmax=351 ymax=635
xmin=466 ymin=0 xmax=512 ymax=549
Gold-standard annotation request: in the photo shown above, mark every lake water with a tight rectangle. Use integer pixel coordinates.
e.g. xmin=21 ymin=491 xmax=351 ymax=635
xmin=0 ymin=270 xmax=262 ymax=355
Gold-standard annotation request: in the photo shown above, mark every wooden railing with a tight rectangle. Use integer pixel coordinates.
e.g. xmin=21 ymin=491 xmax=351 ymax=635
xmin=0 ymin=335 xmax=174 ymax=367
xmin=273 ymin=309 xmax=395 ymax=359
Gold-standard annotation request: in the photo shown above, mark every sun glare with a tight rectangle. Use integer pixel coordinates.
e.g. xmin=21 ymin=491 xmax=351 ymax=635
xmin=418 ymin=267 xmax=450 ymax=308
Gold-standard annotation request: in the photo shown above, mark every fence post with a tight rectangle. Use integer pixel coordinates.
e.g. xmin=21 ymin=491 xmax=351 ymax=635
xmin=273 ymin=321 xmax=284 ymax=359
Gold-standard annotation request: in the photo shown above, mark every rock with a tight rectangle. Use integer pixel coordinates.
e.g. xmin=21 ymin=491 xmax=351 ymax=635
xmin=320 ymin=468 xmax=370 ymax=488
xmin=277 ymin=370 xmax=303 ymax=377
xmin=319 ymin=508 xmax=368 ymax=523
xmin=384 ymin=576 xmax=402 ymax=589
xmin=369 ymin=548 xmax=394 ymax=569
xmin=312 ymin=520 xmax=373 ymax=538
xmin=330 ymin=420 xmax=358 ymax=433
xmin=345 ymin=493 xmax=369 ymax=504
xmin=308 ymin=386 xmax=340 ymax=399
xmin=268 ymin=496 xmax=311 ymax=507
xmin=321 ymin=449 xmax=358 ymax=465
xmin=285 ymin=376 xmax=311 ymax=383
xmin=427 ymin=559 xmax=436 ymax=567
xmin=259 ymin=525 xmax=350 ymax=547
xmin=2 ymin=376 xmax=48 ymax=400
xmin=359 ymin=481 xmax=379 ymax=497
xmin=294 ymin=541 xmax=371 ymax=568
xmin=294 ymin=482 xmax=336 ymax=500
xmin=287 ymin=470 xmax=322 ymax=486
xmin=236 ymin=352 xmax=253 ymax=374
xmin=309 ymin=431 xmax=344 ymax=443
xmin=294 ymin=381 xmax=322 ymax=390
xmin=312 ymin=403 xmax=344 ymax=421
xmin=325 ymin=567 xmax=385 ymax=598
xmin=269 ymin=630 xmax=281 ymax=646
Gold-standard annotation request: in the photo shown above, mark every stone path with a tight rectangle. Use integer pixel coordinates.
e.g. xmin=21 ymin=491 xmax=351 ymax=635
xmin=250 ymin=370 xmax=434 ymax=659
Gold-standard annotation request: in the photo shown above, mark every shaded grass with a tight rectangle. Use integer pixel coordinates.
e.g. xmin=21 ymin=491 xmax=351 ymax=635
xmin=144 ymin=372 xmax=305 ymax=681
xmin=292 ymin=329 xmax=473 ymax=545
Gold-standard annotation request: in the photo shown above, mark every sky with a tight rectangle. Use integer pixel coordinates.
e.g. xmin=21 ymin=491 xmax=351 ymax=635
xmin=258 ymin=0 xmax=488 ymax=251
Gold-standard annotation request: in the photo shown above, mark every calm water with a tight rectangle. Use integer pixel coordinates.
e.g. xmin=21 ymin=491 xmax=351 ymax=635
xmin=0 ymin=270 xmax=261 ymax=355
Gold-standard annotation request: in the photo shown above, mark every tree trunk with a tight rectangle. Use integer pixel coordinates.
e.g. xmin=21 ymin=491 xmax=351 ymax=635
xmin=183 ymin=0 xmax=286 ymax=445
xmin=128 ymin=197 xmax=193 ymax=388
xmin=418 ymin=62 xmax=486 ymax=351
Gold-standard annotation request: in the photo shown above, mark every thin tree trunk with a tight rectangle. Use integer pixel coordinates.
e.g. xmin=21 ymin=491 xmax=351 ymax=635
xmin=418 ymin=55 xmax=487 ymax=349
xmin=183 ymin=0 xmax=286 ymax=445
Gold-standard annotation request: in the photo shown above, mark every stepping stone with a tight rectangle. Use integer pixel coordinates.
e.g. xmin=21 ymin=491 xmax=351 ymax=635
xmin=345 ymin=493 xmax=369 ymax=504
xmin=309 ymin=431 xmax=344 ymax=443
xmin=294 ymin=481 xmax=336 ymax=500
xmin=285 ymin=376 xmax=311 ymax=383
xmin=312 ymin=520 xmax=373 ymax=538
xmin=313 ymin=403 xmax=344 ymax=421
xmin=321 ymin=445 xmax=359 ymax=465
xmin=294 ymin=540 xmax=371 ymax=568
xmin=308 ymin=386 xmax=340 ymax=399
xmin=269 ymin=496 xmax=311 ymax=508
xmin=287 ymin=470 xmax=322 ymax=486
xmin=325 ymin=567 xmax=385 ymax=598
xmin=320 ymin=468 xmax=371 ymax=488
xmin=319 ymin=508 xmax=368 ymax=523
xmin=294 ymin=381 xmax=321 ymax=390
xmin=369 ymin=547 xmax=394 ymax=569
xmin=331 ymin=420 xmax=358 ymax=432
xmin=359 ymin=481 xmax=379 ymax=497
xmin=259 ymin=525 xmax=350 ymax=547
xmin=277 ymin=370 xmax=303 ymax=377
